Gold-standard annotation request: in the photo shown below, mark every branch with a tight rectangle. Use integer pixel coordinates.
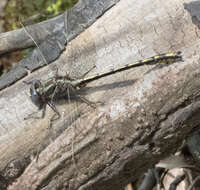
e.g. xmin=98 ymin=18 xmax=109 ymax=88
xmin=0 ymin=0 xmax=118 ymax=56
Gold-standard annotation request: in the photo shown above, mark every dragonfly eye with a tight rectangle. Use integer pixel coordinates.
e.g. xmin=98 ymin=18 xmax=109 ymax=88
xmin=29 ymin=80 xmax=44 ymax=109
xmin=30 ymin=80 xmax=41 ymax=94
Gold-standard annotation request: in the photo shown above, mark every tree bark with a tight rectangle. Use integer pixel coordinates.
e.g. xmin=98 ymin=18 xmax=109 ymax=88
xmin=0 ymin=0 xmax=200 ymax=189
xmin=0 ymin=0 xmax=118 ymax=56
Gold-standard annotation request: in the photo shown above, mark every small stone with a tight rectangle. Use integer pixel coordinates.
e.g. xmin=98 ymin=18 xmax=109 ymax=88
xmin=137 ymin=117 xmax=143 ymax=123
xmin=116 ymin=132 xmax=124 ymax=140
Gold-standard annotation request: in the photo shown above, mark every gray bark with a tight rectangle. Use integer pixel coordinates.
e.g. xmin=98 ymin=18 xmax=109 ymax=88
xmin=0 ymin=0 xmax=118 ymax=56
xmin=0 ymin=0 xmax=200 ymax=189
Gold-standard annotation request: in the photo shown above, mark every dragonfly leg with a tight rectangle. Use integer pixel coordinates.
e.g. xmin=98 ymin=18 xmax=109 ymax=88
xmin=70 ymin=85 xmax=104 ymax=108
xmin=77 ymin=95 xmax=96 ymax=108
xmin=47 ymin=101 xmax=61 ymax=124
xmin=72 ymin=65 xmax=96 ymax=82
xmin=79 ymin=65 xmax=96 ymax=79
xmin=24 ymin=104 xmax=46 ymax=120
xmin=50 ymin=85 xmax=59 ymax=104
xmin=77 ymin=95 xmax=104 ymax=108
xmin=41 ymin=104 xmax=47 ymax=118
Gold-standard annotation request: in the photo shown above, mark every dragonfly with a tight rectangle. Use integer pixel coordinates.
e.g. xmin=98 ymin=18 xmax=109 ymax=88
xmin=24 ymin=51 xmax=183 ymax=123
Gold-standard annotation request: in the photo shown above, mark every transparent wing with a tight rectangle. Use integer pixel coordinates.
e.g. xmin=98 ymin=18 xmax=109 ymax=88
xmin=63 ymin=8 xmax=98 ymax=168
